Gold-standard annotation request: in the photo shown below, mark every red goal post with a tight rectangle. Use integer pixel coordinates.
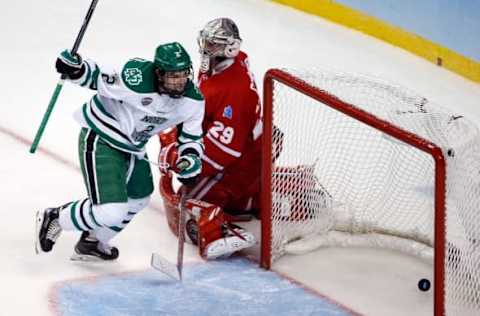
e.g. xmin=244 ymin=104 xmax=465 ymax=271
xmin=260 ymin=68 xmax=479 ymax=315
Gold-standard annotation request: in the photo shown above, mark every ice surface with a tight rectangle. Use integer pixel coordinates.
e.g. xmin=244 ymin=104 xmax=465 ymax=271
xmin=1 ymin=0 xmax=478 ymax=315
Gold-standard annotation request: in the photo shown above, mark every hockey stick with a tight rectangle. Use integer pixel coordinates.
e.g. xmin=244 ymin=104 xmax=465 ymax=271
xmin=224 ymin=209 xmax=256 ymax=222
xmin=151 ymin=185 xmax=188 ymax=281
xmin=176 ymin=185 xmax=187 ymax=280
xmin=29 ymin=0 xmax=100 ymax=154
xmin=225 ymin=222 xmax=247 ymax=241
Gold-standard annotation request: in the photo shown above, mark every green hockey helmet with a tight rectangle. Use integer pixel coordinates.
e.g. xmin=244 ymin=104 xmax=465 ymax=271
xmin=154 ymin=42 xmax=193 ymax=98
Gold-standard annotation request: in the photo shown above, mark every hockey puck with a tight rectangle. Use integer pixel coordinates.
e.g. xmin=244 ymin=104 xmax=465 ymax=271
xmin=447 ymin=148 xmax=455 ymax=157
xmin=418 ymin=278 xmax=431 ymax=291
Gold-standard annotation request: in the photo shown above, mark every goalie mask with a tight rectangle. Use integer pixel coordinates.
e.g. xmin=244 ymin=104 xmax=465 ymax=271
xmin=197 ymin=18 xmax=242 ymax=73
xmin=154 ymin=42 xmax=193 ymax=98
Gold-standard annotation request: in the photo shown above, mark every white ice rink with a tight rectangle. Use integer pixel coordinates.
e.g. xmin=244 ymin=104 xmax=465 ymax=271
xmin=1 ymin=0 xmax=479 ymax=315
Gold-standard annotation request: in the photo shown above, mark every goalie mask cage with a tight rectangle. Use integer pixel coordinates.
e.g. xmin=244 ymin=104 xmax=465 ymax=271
xmin=260 ymin=68 xmax=480 ymax=316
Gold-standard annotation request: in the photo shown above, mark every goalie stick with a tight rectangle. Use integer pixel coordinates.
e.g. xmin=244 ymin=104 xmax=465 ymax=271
xmin=151 ymin=185 xmax=188 ymax=281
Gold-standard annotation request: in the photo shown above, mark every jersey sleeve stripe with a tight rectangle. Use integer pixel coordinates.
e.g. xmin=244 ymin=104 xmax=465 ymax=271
xmin=80 ymin=61 xmax=92 ymax=87
xmin=178 ymin=131 xmax=203 ymax=142
xmin=178 ymin=141 xmax=204 ymax=158
xmin=203 ymin=154 xmax=224 ymax=171
xmin=252 ymin=119 xmax=263 ymax=140
xmin=71 ymin=60 xmax=97 ymax=89
xmin=82 ymin=104 xmax=140 ymax=153
xmin=206 ymin=133 xmax=242 ymax=158
xmin=89 ymin=64 xmax=100 ymax=90
xmin=88 ymin=103 xmax=130 ymax=142
xmin=193 ymin=176 xmax=221 ymax=200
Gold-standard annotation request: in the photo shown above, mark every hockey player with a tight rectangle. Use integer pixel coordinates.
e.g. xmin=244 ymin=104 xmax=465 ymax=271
xmin=35 ymin=42 xmax=205 ymax=261
xmin=158 ymin=18 xmax=261 ymax=259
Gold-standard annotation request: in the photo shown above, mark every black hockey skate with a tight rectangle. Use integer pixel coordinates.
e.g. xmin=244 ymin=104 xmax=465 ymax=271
xmin=35 ymin=206 xmax=63 ymax=254
xmin=71 ymin=231 xmax=119 ymax=261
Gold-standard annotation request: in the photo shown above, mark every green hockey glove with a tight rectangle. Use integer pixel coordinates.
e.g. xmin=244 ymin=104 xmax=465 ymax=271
xmin=55 ymin=49 xmax=85 ymax=79
xmin=176 ymin=154 xmax=202 ymax=186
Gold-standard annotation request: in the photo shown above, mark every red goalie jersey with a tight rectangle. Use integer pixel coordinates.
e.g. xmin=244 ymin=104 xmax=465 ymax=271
xmin=194 ymin=50 xmax=262 ymax=211
xmin=198 ymin=51 xmax=261 ymax=177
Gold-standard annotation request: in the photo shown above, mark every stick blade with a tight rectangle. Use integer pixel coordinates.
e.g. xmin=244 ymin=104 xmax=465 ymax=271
xmin=150 ymin=253 xmax=181 ymax=281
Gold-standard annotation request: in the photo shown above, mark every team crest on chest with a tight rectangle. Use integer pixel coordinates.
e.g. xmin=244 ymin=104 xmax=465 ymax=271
xmin=223 ymin=105 xmax=233 ymax=119
xmin=141 ymin=97 xmax=153 ymax=106
xmin=124 ymin=68 xmax=143 ymax=86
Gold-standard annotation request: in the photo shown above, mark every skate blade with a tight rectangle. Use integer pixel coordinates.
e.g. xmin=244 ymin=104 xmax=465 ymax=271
xmin=34 ymin=209 xmax=46 ymax=255
xmin=70 ymin=253 xmax=105 ymax=262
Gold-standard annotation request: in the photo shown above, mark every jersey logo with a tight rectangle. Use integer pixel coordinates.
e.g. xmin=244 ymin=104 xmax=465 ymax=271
xmin=223 ymin=105 xmax=233 ymax=119
xmin=141 ymin=97 xmax=153 ymax=106
xmin=140 ymin=116 xmax=167 ymax=124
xmin=124 ymin=68 xmax=143 ymax=86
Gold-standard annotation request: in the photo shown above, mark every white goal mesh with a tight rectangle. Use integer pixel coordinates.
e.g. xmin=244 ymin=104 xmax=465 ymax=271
xmin=261 ymin=68 xmax=480 ymax=315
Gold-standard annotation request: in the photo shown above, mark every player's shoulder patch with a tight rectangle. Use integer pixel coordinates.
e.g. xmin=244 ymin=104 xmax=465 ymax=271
xmin=183 ymin=81 xmax=204 ymax=101
xmin=121 ymin=58 xmax=156 ymax=93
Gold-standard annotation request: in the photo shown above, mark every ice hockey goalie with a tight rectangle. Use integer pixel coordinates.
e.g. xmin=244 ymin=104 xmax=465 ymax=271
xmin=158 ymin=129 xmax=256 ymax=260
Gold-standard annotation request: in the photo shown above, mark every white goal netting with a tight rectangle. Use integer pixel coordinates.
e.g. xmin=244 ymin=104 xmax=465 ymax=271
xmin=265 ymin=68 xmax=480 ymax=315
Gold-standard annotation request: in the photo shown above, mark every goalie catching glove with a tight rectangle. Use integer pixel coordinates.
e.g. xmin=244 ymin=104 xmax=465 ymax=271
xmin=55 ymin=49 xmax=85 ymax=80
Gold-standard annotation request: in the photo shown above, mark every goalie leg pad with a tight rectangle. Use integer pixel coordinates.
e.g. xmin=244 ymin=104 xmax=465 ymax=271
xmin=193 ymin=200 xmax=225 ymax=252
xmin=159 ymin=173 xmax=181 ymax=237
xmin=171 ymin=198 xmax=224 ymax=247
xmin=159 ymin=179 xmax=256 ymax=259
xmin=175 ymin=198 xmax=256 ymax=259
xmin=159 ymin=181 xmax=224 ymax=247
xmin=185 ymin=200 xmax=257 ymax=259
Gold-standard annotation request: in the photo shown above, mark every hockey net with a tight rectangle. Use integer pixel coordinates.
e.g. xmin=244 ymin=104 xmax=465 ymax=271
xmin=260 ymin=68 xmax=480 ymax=315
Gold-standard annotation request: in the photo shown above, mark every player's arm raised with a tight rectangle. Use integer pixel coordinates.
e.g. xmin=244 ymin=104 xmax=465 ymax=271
xmin=55 ymin=49 xmax=103 ymax=90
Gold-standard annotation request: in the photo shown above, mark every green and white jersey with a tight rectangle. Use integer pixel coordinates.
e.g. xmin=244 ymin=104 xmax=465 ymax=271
xmin=71 ymin=57 xmax=205 ymax=157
